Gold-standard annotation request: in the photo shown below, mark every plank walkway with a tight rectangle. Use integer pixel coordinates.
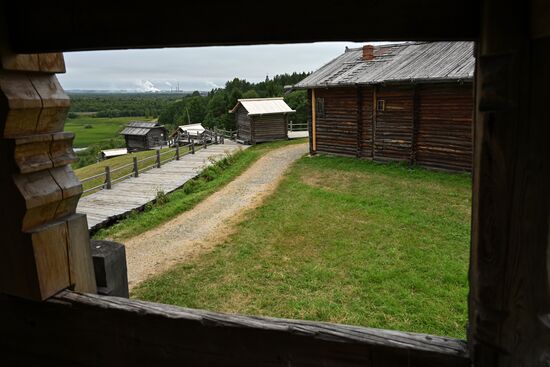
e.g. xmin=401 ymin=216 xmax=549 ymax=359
xmin=77 ymin=141 xmax=246 ymax=231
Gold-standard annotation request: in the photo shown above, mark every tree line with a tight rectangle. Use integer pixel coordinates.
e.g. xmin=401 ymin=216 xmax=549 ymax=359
xmin=158 ymin=72 xmax=309 ymax=131
xmin=68 ymin=93 xmax=187 ymax=118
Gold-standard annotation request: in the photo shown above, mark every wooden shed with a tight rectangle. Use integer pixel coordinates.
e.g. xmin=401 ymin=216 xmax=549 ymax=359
xmin=296 ymin=42 xmax=475 ymax=172
xmin=230 ymin=98 xmax=295 ymax=144
xmin=120 ymin=121 xmax=167 ymax=151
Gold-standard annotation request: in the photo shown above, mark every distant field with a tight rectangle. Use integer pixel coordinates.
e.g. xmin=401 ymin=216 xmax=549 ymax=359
xmin=65 ymin=116 xmax=145 ymax=147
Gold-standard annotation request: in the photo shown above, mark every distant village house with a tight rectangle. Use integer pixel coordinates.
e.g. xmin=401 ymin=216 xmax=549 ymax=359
xmin=295 ymin=41 xmax=475 ymax=172
xmin=230 ymin=98 xmax=295 ymax=144
xmin=120 ymin=121 xmax=167 ymax=151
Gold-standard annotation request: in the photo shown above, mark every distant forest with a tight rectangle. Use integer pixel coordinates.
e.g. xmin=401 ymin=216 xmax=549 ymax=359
xmin=68 ymin=93 xmax=185 ymax=118
xmin=68 ymin=72 xmax=309 ymax=131
xmin=158 ymin=72 xmax=309 ymax=131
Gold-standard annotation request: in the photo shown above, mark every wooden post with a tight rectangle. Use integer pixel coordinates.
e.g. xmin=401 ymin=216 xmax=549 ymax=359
xmin=191 ymin=142 xmax=195 ymax=154
xmin=356 ymin=87 xmax=363 ymax=158
xmin=468 ymin=0 xmax=550 ymax=365
xmin=133 ymin=156 xmax=138 ymax=177
xmin=104 ymin=166 xmax=111 ymax=189
xmin=214 ymin=129 xmax=218 ymax=144
xmin=411 ymin=85 xmax=419 ymax=165
xmin=176 ymin=145 xmax=180 ymax=160
xmin=204 ymin=137 xmax=207 ymax=149
xmin=156 ymin=150 xmax=161 ymax=168
xmin=311 ymin=89 xmax=317 ymax=152
xmin=0 ymin=52 xmax=96 ymax=300
xmin=372 ymin=85 xmax=377 ymax=159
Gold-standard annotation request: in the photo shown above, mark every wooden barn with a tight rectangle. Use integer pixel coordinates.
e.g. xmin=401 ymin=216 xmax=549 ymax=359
xmin=120 ymin=121 xmax=167 ymax=151
xmin=296 ymin=42 xmax=475 ymax=172
xmin=230 ymin=98 xmax=295 ymax=144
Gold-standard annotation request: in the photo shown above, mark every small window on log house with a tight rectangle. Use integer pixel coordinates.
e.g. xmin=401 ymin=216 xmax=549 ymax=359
xmin=316 ymin=98 xmax=325 ymax=118
xmin=377 ymin=99 xmax=386 ymax=112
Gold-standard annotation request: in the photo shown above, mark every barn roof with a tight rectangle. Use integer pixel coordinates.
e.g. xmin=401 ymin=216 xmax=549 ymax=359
xmin=295 ymin=41 xmax=475 ymax=88
xmin=101 ymin=148 xmax=128 ymax=158
xmin=229 ymin=98 xmax=296 ymax=116
xmin=177 ymin=123 xmax=205 ymax=133
xmin=120 ymin=121 xmax=164 ymax=136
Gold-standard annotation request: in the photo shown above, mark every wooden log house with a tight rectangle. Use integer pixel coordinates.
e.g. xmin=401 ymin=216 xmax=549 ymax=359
xmin=1 ymin=0 xmax=549 ymax=365
xmin=296 ymin=42 xmax=475 ymax=172
xmin=230 ymin=98 xmax=295 ymax=144
xmin=120 ymin=121 xmax=167 ymax=151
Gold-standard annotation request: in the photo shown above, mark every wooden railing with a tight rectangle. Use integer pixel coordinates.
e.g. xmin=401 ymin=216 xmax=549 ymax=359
xmin=80 ymin=133 xmax=225 ymax=196
xmin=288 ymin=121 xmax=308 ymax=131
xmin=216 ymin=128 xmax=237 ymax=140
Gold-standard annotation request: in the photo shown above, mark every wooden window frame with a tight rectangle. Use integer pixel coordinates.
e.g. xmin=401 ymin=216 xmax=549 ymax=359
xmin=1 ymin=1 xmax=549 ymax=365
xmin=315 ymin=97 xmax=325 ymax=118
xmin=377 ymin=99 xmax=386 ymax=112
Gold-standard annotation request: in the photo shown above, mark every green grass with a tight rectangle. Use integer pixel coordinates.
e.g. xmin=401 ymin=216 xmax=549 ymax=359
xmin=65 ymin=116 xmax=146 ymax=147
xmin=93 ymin=139 xmax=307 ymax=240
xmin=133 ymin=155 xmax=472 ymax=339
xmin=74 ymin=147 xmax=178 ymax=195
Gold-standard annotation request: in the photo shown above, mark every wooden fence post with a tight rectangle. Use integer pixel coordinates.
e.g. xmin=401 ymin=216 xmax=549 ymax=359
xmin=133 ymin=157 xmax=138 ymax=177
xmin=105 ymin=166 xmax=112 ymax=189
xmin=176 ymin=145 xmax=180 ymax=160
xmin=214 ymin=129 xmax=218 ymax=144
xmin=156 ymin=150 xmax=161 ymax=168
xmin=204 ymin=136 xmax=207 ymax=149
xmin=191 ymin=142 xmax=195 ymax=154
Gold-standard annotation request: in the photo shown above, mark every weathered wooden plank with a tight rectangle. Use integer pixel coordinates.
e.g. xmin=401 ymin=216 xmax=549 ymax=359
xmin=66 ymin=214 xmax=97 ymax=293
xmin=0 ymin=290 xmax=469 ymax=367
xmin=468 ymin=0 xmax=550 ymax=365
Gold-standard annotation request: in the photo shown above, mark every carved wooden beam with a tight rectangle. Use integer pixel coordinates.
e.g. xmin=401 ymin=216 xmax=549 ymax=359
xmin=0 ymin=290 xmax=470 ymax=367
xmin=0 ymin=53 xmax=96 ymax=300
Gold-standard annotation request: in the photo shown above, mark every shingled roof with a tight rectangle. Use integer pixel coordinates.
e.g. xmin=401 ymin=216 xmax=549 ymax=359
xmin=229 ymin=98 xmax=296 ymax=116
xmin=120 ymin=121 xmax=164 ymax=136
xmin=295 ymin=41 xmax=475 ymax=89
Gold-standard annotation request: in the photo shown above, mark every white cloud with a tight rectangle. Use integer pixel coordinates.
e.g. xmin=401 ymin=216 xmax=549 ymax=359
xmin=135 ymin=80 xmax=160 ymax=92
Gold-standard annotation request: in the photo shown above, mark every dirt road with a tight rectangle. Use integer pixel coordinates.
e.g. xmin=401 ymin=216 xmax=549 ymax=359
xmin=124 ymin=143 xmax=308 ymax=288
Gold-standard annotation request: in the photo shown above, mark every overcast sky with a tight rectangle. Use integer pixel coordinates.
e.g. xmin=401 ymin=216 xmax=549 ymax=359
xmin=58 ymin=42 xmax=380 ymax=92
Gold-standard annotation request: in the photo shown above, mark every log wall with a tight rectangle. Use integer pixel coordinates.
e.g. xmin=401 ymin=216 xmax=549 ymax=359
xmin=359 ymin=86 xmax=375 ymax=158
xmin=374 ymin=86 xmax=415 ymax=162
xmin=315 ymin=88 xmax=358 ymax=155
xmin=309 ymin=83 xmax=473 ymax=172
xmin=416 ymin=84 xmax=473 ymax=171
xmin=236 ymin=106 xmax=252 ymax=142
xmin=252 ymin=114 xmax=288 ymax=143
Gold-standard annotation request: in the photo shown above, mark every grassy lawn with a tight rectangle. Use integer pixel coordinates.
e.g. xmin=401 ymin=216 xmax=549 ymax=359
xmin=132 ymin=155 xmax=472 ymax=339
xmin=74 ymin=147 xmax=179 ymax=195
xmin=93 ymin=139 xmax=307 ymax=240
xmin=65 ymin=116 xmax=145 ymax=147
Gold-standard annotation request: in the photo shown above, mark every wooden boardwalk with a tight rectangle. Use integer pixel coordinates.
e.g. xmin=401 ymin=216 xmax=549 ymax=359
xmin=77 ymin=141 xmax=246 ymax=231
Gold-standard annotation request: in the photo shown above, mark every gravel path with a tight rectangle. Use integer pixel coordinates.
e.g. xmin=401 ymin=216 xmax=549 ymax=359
xmin=124 ymin=143 xmax=308 ymax=288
